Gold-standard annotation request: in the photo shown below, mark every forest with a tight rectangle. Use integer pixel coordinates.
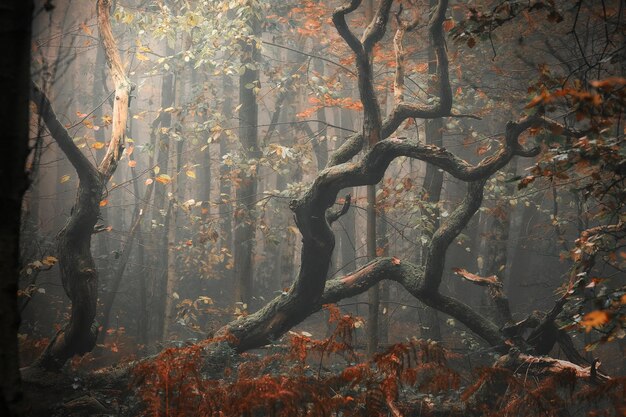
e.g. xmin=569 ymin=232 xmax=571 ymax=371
xmin=0 ymin=0 xmax=625 ymax=415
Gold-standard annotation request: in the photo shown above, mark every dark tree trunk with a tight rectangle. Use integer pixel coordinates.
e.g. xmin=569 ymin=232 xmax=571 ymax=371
xmin=338 ymin=109 xmax=357 ymax=275
xmin=234 ymin=13 xmax=260 ymax=309
xmin=151 ymin=42 xmax=175 ymax=342
xmin=99 ymin=183 xmax=154 ymax=342
xmin=30 ymin=0 xmax=132 ymax=371
xmin=219 ymin=75 xmax=234 ymax=280
xmin=417 ymin=0 xmax=445 ymax=341
xmin=0 ymin=1 xmax=33 ymax=414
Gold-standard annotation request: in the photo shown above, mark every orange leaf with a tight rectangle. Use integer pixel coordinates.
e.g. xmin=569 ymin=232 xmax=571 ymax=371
xmin=92 ymin=141 xmax=105 ymax=150
xmin=443 ymin=19 xmax=455 ymax=32
xmin=128 ymin=160 xmax=137 ymax=168
xmin=589 ymin=77 xmax=626 ymax=89
xmin=391 ymin=257 xmax=401 ymax=265
xmin=525 ymin=94 xmax=544 ymax=109
xmin=155 ymin=174 xmax=172 ymax=184
xmin=99 ymin=199 xmax=108 ymax=207
xmin=476 ymin=144 xmax=490 ymax=156
xmin=453 ymin=268 xmax=501 ymax=287
xmin=580 ymin=310 xmax=610 ymax=332
xmin=415 ymin=63 xmax=429 ymax=73
xmin=80 ymin=22 xmax=92 ymax=36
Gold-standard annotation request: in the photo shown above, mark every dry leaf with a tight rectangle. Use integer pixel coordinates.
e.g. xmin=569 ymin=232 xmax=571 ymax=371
xmin=580 ymin=310 xmax=610 ymax=332
xmin=453 ymin=268 xmax=501 ymax=287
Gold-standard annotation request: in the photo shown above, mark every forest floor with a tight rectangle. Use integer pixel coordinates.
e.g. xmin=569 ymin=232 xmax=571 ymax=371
xmin=18 ymin=336 xmax=626 ymax=417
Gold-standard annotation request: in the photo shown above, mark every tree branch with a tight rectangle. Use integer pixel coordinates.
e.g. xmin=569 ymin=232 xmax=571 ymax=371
xmin=30 ymin=82 xmax=100 ymax=184
xmin=329 ymin=0 xmax=452 ymax=166
xmin=96 ymin=0 xmax=133 ymax=180
xmin=332 ymin=0 xmax=364 ymax=58
xmin=326 ymin=194 xmax=352 ymax=225
xmin=362 ymin=0 xmax=394 ymax=52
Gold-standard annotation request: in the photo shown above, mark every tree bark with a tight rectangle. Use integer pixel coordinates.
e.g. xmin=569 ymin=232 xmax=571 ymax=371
xmin=219 ymin=75 xmax=234 ymax=280
xmin=234 ymin=11 xmax=261 ymax=309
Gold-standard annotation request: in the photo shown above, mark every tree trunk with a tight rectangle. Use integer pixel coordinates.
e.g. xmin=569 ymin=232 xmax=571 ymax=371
xmin=234 ymin=12 xmax=260 ymax=309
xmin=377 ymin=210 xmax=389 ymax=345
xmin=417 ymin=0 xmax=445 ymax=341
xmin=0 ymin=1 xmax=33 ymax=414
xmin=31 ymin=0 xmax=132 ymax=371
xmin=99 ymin=182 xmax=154 ymax=342
xmin=366 ymin=183 xmax=379 ymax=356
xmin=339 ymin=109 xmax=357 ymax=275
xmin=151 ymin=42 xmax=175 ymax=342
xmin=478 ymin=159 xmax=517 ymax=326
xmin=163 ymin=66 xmax=187 ymax=340
xmin=219 ymin=75 xmax=234 ymax=280
xmin=313 ymin=59 xmax=329 ymax=170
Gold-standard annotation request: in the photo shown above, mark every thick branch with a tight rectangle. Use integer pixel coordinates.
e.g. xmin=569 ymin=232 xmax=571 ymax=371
xmin=332 ymin=0 xmax=364 ymax=58
xmin=217 ymin=180 xmax=506 ymax=352
xmin=96 ymin=0 xmax=133 ymax=180
xmin=330 ymin=0 xmax=452 ymax=166
xmin=30 ymin=82 xmax=99 ymax=184
xmin=313 ymin=130 xmax=538 ymax=216
xmin=362 ymin=0 xmax=394 ymax=52
xmin=326 ymin=194 xmax=351 ymax=225
xmin=497 ymin=351 xmax=609 ymax=382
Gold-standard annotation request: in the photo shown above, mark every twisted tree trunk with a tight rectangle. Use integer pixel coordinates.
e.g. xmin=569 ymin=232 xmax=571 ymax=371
xmin=29 ymin=0 xmax=132 ymax=371
xmin=204 ymin=1 xmax=593 ymax=365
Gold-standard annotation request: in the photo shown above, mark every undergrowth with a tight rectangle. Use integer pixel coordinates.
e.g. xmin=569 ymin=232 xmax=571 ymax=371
xmin=133 ymin=305 xmax=625 ymax=416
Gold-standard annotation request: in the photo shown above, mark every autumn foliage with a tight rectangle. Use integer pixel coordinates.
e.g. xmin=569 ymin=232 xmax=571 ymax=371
xmin=133 ymin=305 xmax=624 ymax=417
